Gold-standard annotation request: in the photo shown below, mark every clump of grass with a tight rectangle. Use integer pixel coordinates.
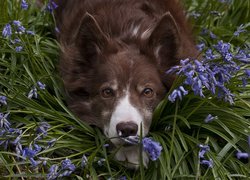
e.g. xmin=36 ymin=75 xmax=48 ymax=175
xmin=0 ymin=0 xmax=249 ymax=179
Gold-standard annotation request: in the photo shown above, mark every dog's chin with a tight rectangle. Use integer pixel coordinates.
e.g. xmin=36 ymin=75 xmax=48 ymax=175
xmin=114 ymin=145 xmax=149 ymax=169
xmin=109 ymin=136 xmax=149 ymax=169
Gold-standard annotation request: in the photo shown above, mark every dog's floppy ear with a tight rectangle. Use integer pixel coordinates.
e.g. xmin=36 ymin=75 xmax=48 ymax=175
xmin=76 ymin=12 xmax=108 ymax=61
xmin=148 ymin=12 xmax=180 ymax=68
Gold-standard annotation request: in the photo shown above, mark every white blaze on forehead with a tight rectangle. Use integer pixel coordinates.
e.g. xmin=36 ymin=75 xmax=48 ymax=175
xmin=104 ymin=91 xmax=144 ymax=143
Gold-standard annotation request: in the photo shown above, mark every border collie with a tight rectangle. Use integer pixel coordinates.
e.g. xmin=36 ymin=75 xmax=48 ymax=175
xmin=55 ymin=0 xmax=197 ymax=168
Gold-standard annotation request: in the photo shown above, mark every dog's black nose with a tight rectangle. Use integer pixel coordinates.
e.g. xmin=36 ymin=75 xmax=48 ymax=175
xmin=116 ymin=122 xmax=138 ymax=137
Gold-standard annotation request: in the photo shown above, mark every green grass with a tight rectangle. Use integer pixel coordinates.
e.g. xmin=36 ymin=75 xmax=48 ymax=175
xmin=0 ymin=0 xmax=250 ymax=179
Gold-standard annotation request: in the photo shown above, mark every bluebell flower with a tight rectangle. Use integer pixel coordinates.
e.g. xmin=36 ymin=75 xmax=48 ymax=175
xmin=209 ymin=31 xmax=217 ymax=39
xmin=0 ymin=96 xmax=7 ymax=105
xmin=13 ymin=20 xmax=26 ymax=33
xmin=201 ymin=28 xmax=209 ymax=35
xmin=26 ymin=30 xmax=35 ymax=35
xmin=0 ymin=112 xmax=10 ymax=129
xmin=218 ymin=0 xmax=231 ymax=3
xmin=205 ymin=49 xmax=217 ymax=60
xmin=15 ymin=46 xmax=23 ymax=52
xmin=47 ymin=164 xmax=59 ymax=180
xmin=22 ymin=144 xmax=42 ymax=167
xmin=21 ymin=0 xmax=29 ymax=10
xmin=200 ymin=159 xmax=213 ymax=168
xmin=12 ymin=20 xmax=22 ymax=27
xmin=214 ymin=40 xmax=231 ymax=57
xmin=81 ymin=154 xmax=88 ymax=168
xmin=234 ymin=49 xmax=250 ymax=63
xmin=28 ymin=87 xmax=37 ymax=99
xmin=15 ymin=142 xmax=23 ymax=156
xmin=168 ymin=86 xmax=188 ymax=102
xmin=55 ymin=27 xmax=60 ymax=33
xmin=122 ymin=135 xmax=140 ymax=145
xmin=11 ymin=38 xmax=21 ymax=44
xmin=142 ymin=137 xmax=162 ymax=161
xmin=61 ymin=159 xmax=76 ymax=171
xmin=245 ymin=69 xmax=250 ymax=78
xmin=198 ymin=144 xmax=210 ymax=158
xmin=37 ymin=81 xmax=46 ymax=90
xmin=36 ymin=122 xmax=50 ymax=137
xmin=2 ymin=23 xmax=12 ymax=38
xmin=46 ymin=0 xmax=58 ymax=13
xmin=204 ymin=114 xmax=218 ymax=123
xmin=47 ymin=138 xmax=57 ymax=148
xmin=236 ymin=151 xmax=249 ymax=159
xmin=233 ymin=24 xmax=246 ymax=36
xmin=196 ymin=42 xmax=205 ymax=52
xmin=119 ymin=176 xmax=127 ymax=180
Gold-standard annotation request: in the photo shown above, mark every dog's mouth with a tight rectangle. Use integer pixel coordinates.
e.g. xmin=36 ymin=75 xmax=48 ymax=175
xmin=113 ymin=135 xmax=140 ymax=147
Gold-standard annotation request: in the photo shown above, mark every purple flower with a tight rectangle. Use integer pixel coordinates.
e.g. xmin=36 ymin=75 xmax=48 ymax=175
xmin=234 ymin=49 xmax=250 ymax=63
xmin=209 ymin=31 xmax=217 ymax=39
xmin=15 ymin=46 xmax=23 ymax=52
xmin=13 ymin=20 xmax=26 ymax=33
xmin=12 ymin=20 xmax=22 ymax=27
xmin=28 ymin=87 xmax=37 ymax=99
xmin=26 ymin=30 xmax=35 ymax=35
xmin=21 ymin=0 xmax=29 ymax=10
xmin=205 ymin=49 xmax=217 ymax=60
xmin=198 ymin=144 xmax=210 ymax=158
xmin=61 ymin=159 xmax=76 ymax=171
xmin=0 ymin=112 xmax=10 ymax=129
xmin=168 ymin=86 xmax=188 ymax=102
xmin=214 ymin=40 xmax=231 ymax=57
xmin=200 ymin=159 xmax=213 ymax=168
xmin=11 ymin=38 xmax=21 ymax=44
xmin=46 ymin=0 xmax=58 ymax=13
xmin=234 ymin=24 xmax=247 ymax=36
xmin=81 ymin=154 xmax=88 ymax=168
xmin=218 ymin=0 xmax=231 ymax=3
xmin=245 ymin=69 xmax=250 ymax=78
xmin=119 ymin=176 xmax=127 ymax=180
xmin=22 ymin=145 xmax=42 ymax=167
xmin=55 ymin=27 xmax=60 ymax=33
xmin=122 ymin=135 xmax=140 ymax=145
xmin=236 ymin=151 xmax=249 ymax=159
xmin=37 ymin=81 xmax=46 ymax=90
xmin=2 ymin=23 xmax=12 ymax=38
xmin=204 ymin=114 xmax=217 ymax=123
xmin=196 ymin=42 xmax=205 ymax=52
xmin=47 ymin=164 xmax=59 ymax=180
xmin=47 ymin=138 xmax=57 ymax=148
xmin=0 ymin=96 xmax=7 ymax=105
xmin=142 ymin=137 xmax=162 ymax=161
xmin=36 ymin=122 xmax=50 ymax=136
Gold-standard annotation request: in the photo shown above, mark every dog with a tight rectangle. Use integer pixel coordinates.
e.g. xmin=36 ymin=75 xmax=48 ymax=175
xmin=54 ymin=0 xmax=197 ymax=168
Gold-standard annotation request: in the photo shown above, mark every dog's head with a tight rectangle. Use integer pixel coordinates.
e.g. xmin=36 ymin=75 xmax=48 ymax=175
xmin=60 ymin=12 xmax=194 ymax=146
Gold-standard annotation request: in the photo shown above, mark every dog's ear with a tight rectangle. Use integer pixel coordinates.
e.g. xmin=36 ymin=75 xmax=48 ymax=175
xmin=76 ymin=12 xmax=108 ymax=61
xmin=148 ymin=12 xmax=180 ymax=68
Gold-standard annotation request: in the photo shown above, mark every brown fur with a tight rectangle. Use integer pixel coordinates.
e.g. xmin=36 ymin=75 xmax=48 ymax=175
xmin=55 ymin=0 xmax=197 ymax=132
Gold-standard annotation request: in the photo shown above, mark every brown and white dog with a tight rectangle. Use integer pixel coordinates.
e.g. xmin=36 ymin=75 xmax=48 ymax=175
xmin=54 ymin=0 xmax=197 ymax=168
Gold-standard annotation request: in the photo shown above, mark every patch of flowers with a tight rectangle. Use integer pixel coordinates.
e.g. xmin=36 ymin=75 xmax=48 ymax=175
xmin=2 ymin=20 xmax=34 ymax=52
xmin=167 ymin=38 xmax=250 ymax=104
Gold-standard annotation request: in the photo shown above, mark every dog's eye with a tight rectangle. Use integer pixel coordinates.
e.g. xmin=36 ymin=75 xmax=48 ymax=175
xmin=101 ymin=88 xmax=115 ymax=98
xmin=142 ymin=88 xmax=154 ymax=98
